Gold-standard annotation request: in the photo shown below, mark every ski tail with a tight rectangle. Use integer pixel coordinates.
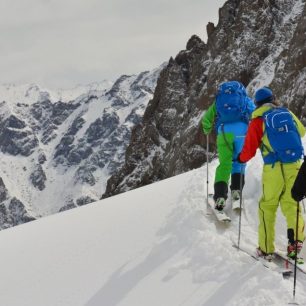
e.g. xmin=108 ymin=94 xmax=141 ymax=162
xmin=233 ymin=244 xmax=293 ymax=278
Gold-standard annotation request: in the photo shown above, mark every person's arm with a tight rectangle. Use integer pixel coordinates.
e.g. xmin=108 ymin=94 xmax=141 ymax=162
xmin=292 ymin=158 xmax=306 ymax=201
xmin=238 ymin=117 xmax=264 ymax=163
xmin=201 ymin=102 xmax=216 ymax=134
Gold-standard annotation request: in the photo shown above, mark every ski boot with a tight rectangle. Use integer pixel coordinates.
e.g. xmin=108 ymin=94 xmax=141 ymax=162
xmin=215 ymin=198 xmax=226 ymax=211
xmin=256 ymin=247 xmax=275 ymax=262
xmin=231 ymin=190 xmax=240 ymax=201
xmin=287 ymin=240 xmax=303 ymax=259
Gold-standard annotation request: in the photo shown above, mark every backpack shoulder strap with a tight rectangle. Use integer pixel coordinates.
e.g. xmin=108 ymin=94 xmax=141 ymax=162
xmin=259 ymin=109 xmax=275 ymax=164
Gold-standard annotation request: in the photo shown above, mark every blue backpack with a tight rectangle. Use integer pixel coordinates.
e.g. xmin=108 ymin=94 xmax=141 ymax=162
xmin=216 ymin=81 xmax=248 ymax=124
xmin=262 ymin=107 xmax=304 ymax=164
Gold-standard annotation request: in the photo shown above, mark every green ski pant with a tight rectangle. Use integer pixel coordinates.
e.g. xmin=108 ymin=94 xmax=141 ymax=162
xmin=258 ymin=161 xmax=305 ymax=254
xmin=215 ymin=132 xmax=245 ymax=183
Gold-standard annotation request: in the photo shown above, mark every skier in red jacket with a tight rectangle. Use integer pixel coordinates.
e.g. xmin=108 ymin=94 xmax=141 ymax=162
xmin=237 ymin=87 xmax=305 ymax=259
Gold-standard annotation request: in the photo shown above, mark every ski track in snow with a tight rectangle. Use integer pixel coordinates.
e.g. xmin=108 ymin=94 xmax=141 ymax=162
xmin=86 ymin=156 xmax=306 ymax=306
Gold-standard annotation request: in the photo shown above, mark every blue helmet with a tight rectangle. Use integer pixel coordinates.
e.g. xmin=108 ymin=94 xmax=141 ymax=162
xmin=254 ymin=87 xmax=274 ymax=106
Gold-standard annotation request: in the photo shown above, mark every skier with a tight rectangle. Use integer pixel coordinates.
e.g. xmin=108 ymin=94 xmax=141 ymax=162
xmin=237 ymin=86 xmax=305 ymax=259
xmin=202 ymin=80 xmax=255 ymax=211
xmin=291 ymin=156 xmax=306 ymax=202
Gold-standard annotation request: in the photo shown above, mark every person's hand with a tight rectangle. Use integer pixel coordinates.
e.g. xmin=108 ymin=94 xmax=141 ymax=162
xmin=235 ymin=153 xmax=244 ymax=163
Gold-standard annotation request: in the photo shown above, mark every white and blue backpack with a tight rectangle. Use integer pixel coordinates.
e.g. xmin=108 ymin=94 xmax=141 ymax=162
xmin=215 ymin=81 xmax=249 ymax=124
xmin=262 ymin=107 xmax=304 ymax=165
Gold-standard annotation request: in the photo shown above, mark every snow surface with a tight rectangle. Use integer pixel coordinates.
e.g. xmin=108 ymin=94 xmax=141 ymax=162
xmin=0 ymin=150 xmax=305 ymax=306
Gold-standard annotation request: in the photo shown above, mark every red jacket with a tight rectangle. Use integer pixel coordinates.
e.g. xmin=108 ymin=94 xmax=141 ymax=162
xmin=239 ymin=117 xmax=264 ymax=163
xmin=239 ymin=104 xmax=306 ymax=164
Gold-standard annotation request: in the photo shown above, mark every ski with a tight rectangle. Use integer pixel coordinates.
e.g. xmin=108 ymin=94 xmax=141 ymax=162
xmin=233 ymin=244 xmax=292 ymax=278
xmin=232 ymin=198 xmax=243 ymax=211
xmin=274 ymin=250 xmax=306 ymax=275
xmin=207 ymin=194 xmax=231 ymax=223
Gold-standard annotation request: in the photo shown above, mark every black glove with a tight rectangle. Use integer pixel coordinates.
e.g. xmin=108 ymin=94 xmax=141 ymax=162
xmin=235 ymin=153 xmax=244 ymax=164
xmin=291 ymin=158 xmax=306 ymax=202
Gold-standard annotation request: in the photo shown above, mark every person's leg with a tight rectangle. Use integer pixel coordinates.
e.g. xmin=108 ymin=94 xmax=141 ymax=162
xmin=230 ymin=133 xmax=246 ymax=193
xmin=279 ymin=162 xmax=305 ymax=253
xmin=214 ymin=132 xmax=234 ymax=202
xmin=258 ymin=163 xmax=283 ymax=254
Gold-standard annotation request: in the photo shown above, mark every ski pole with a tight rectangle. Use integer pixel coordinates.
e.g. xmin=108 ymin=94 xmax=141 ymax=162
xmin=292 ymin=201 xmax=300 ymax=303
xmin=206 ymin=134 xmax=209 ymax=210
xmin=237 ymin=165 xmax=243 ymax=250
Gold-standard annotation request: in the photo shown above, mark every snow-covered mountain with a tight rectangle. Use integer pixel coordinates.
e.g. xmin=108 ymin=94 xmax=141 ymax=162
xmin=0 ymin=82 xmax=113 ymax=105
xmin=0 ymin=66 xmax=163 ymax=229
xmin=103 ymin=0 xmax=306 ymax=198
xmin=2 ymin=0 xmax=306 ymax=231
xmin=0 ymin=150 xmax=305 ymax=306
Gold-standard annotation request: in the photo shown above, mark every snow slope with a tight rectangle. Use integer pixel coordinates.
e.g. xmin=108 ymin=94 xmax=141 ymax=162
xmin=0 ymin=152 xmax=305 ymax=306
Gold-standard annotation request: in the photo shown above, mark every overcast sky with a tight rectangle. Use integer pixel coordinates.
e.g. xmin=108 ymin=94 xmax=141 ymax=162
xmin=0 ymin=0 xmax=225 ymax=89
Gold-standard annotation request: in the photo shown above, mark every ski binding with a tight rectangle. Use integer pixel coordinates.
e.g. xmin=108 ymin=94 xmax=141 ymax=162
xmin=207 ymin=194 xmax=231 ymax=223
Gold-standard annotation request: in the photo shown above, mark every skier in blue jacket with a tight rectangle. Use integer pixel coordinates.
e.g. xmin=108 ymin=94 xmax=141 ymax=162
xmin=202 ymin=81 xmax=255 ymax=210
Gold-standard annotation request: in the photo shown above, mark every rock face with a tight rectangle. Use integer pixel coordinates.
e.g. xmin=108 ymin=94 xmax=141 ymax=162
xmin=103 ymin=0 xmax=306 ymax=198
xmin=0 ymin=115 xmax=38 ymax=156
xmin=0 ymin=66 xmax=162 ymax=229
xmin=0 ymin=178 xmax=35 ymax=229
xmin=30 ymin=165 xmax=47 ymax=191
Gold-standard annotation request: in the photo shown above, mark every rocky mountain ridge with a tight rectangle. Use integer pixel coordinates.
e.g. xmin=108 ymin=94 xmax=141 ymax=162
xmin=103 ymin=0 xmax=306 ymax=198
